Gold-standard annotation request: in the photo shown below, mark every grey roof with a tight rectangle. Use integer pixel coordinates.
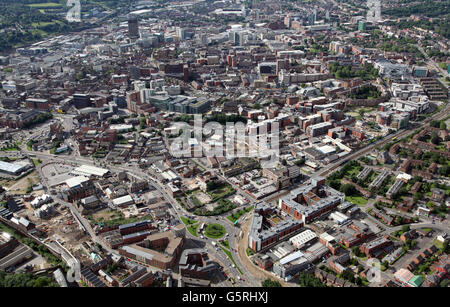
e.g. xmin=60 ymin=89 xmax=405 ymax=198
xmin=0 ymin=161 xmax=26 ymax=173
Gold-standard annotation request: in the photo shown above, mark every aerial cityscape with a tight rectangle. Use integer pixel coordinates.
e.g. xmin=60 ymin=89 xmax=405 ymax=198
xmin=0 ymin=0 xmax=449 ymax=290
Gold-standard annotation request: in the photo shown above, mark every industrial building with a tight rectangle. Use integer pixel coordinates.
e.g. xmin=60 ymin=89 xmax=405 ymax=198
xmin=0 ymin=160 xmax=32 ymax=176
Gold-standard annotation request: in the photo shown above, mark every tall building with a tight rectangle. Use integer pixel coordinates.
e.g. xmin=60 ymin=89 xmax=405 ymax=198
xmin=358 ymin=20 xmax=367 ymax=31
xmin=128 ymin=15 xmax=139 ymax=39
xmin=308 ymin=13 xmax=316 ymax=26
xmin=230 ymin=31 xmax=244 ymax=46
xmin=177 ymin=27 xmax=187 ymax=41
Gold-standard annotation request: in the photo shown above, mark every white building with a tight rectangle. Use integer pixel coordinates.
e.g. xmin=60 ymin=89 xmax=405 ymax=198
xmin=289 ymin=229 xmax=318 ymax=249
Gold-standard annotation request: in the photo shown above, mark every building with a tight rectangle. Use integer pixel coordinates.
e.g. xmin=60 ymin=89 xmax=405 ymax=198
xmin=0 ymin=232 xmax=19 ymax=259
xmin=178 ymin=248 xmax=216 ymax=280
xmin=272 ymin=250 xmax=311 ymax=280
xmin=248 ymin=202 xmax=303 ymax=252
xmin=360 ymin=236 xmax=394 ymax=258
xmin=0 ymin=161 xmax=32 ymax=176
xmin=279 ymin=178 xmax=345 ymax=224
xmin=289 ymin=229 xmax=318 ymax=249
xmin=118 ymin=224 xmax=185 ymax=269
xmin=358 ymin=20 xmax=367 ymax=31
xmin=128 ymin=15 xmax=140 ymax=39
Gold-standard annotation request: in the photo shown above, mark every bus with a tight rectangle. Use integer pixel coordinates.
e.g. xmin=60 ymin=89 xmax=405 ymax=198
xmin=199 ymin=222 xmax=206 ymax=232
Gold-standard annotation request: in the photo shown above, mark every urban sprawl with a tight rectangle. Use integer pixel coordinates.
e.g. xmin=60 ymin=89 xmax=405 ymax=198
xmin=0 ymin=0 xmax=449 ymax=289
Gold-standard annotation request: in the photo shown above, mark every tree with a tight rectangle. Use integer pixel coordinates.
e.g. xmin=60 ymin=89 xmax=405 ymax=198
xmin=261 ymin=278 xmax=282 ymax=287
xmin=298 ymin=272 xmax=326 ymax=287
xmin=341 ymin=184 xmax=357 ymax=196
xmin=413 ymin=192 xmax=423 ymax=202
xmin=439 ymin=121 xmax=446 ymax=130
xmin=431 ymin=132 xmax=440 ymax=145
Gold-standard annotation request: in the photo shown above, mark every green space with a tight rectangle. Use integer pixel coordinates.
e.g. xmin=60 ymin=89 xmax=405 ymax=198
xmin=28 ymin=2 xmax=62 ymax=8
xmin=180 ymin=215 xmax=199 ymax=237
xmin=27 ymin=140 xmax=36 ymax=151
xmin=298 ymin=271 xmax=326 ymax=287
xmin=220 ymin=246 xmax=243 ymax=274
xmin=328 ymin=62 xmax=379 ymax=81
xmin=194 ymin=199 xmax=236 ymax=216
xmin=348 ymin=85 xmax=382 ymax=100
xmin=220 ymin=240 xmax=230 ymax=249
xmin=383 ymin=1 xmax=450 ymax=18
xmin=180 ymin=216 xmax=197 ymax=226
xmin=0 ymin=272 xmax=59 ymax=287
xmin=204 ymin=223 xmax=226 ymax=239
xmin=227 ymin=206 xmax=254 ymax=223
xmin=246 ymin=248 xmax=255 ymax=257
xmin=206 ymin=181 xmax=236 ymax=202
xmin=189 ymin=194 xmax=203 ymax=208
xmin=326 ymin=160 xmax=362 ymax=191
xmin=186 ymin=224 xmax=198 ymax=237
xmin=23 ymin=113 xmax=53 ymax=128
xmin=345 ymin=195 xmax=368 ymax=207
xmin=338 ymin=243 xmax=348 ymax=250
xmin=1 ymin=142 xmax=20 ymax=151
xmin=32 ymin=159 xmax=42 ymax=167
xmin=206 ymin=114 xmax=247 ymax=125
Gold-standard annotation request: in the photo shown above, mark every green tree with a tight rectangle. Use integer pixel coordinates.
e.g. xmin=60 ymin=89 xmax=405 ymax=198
xmin=341 ymin=184 xmax=357 ymax=196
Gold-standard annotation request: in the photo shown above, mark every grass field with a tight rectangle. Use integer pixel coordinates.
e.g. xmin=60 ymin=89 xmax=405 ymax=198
xmin=180 ymin=216 xmax=199 ymax=237
xmin=28 ymin=2 xmax=62 ymax=8
xmin=180 ymin=216 xmax=197 ymax=225
xmin=207 ymin=184 xmax=236 ymax=202
xmin=186 ymin=224 xmax=198 ymax=237
xmin=346 ymin=195 xmax=368 ymax=207
xmin=204 ymin=223 xmax=226 ymax=239
xmin=221 ymin=240 xmax=230 ymax=249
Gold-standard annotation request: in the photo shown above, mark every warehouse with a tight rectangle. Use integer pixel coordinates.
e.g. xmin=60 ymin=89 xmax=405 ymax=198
xmin=72 ymin=165 xmax=110 ymax=177
xmin=289 ymin=229 xmax=318 ymax=249
xmin=112 ymin=195 xmax=134 ymax=207
xmin=0 ymin=160 xmax=31 ymax=175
